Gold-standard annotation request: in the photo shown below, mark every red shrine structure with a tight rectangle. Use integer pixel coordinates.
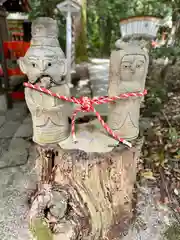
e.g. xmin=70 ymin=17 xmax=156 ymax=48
xmin=0 ymin=0 xmax=31 ymax=108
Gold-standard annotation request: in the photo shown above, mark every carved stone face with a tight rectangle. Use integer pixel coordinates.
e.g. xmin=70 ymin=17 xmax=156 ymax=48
xmin=108 ymin=44 xmax=149 ymax=140
xmin=19 ymin=47 xmax=66 ymax=87
xmin=120 ymin=54 xmax=146 ymax=82
xmin=108 ymin=46 xmax=149 ymax=95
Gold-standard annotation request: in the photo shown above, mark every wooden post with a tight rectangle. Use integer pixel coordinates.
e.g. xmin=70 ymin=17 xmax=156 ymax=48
xmin=0 ymin=6 xmax=9 ymax=41
xmin=57 ymin=0 xmax=81 ymax=83
xmin=0 ymin=29 xmax=12 ymax=110
xmin=0 ymin=6 xmax=12 ymax=109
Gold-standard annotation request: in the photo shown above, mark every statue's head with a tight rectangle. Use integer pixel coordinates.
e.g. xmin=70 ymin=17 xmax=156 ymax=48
xmin=109 ymin=39 xmax=149 ymax=94
xmin=19 ymin=17 xmax=67 ymax=88
xmin=120 ymin=50 xmax=147 ymax=82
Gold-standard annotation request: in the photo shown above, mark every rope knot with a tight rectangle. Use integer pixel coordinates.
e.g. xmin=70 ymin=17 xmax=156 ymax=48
xmin=79 ymin=96 xmax=92 ymax=112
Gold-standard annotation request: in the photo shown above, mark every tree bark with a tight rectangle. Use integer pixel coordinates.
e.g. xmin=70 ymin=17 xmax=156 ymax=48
xmin=0 ymin=6 xmax=9 ymax=42
xmin=75 ymin=0 xmax=88 ymax=62
xmin=29 ymin=137 xmax=143 ymax=240
xmin=101 ymin=16 xmax=112 ymax=57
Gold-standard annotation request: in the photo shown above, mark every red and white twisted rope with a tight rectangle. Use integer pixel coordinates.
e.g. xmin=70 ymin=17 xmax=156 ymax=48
xmin=24 ymin=82 xmax=147 ymax=148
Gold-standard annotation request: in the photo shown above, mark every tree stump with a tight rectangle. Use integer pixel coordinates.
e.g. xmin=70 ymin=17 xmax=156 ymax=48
xmin=29 ymin=126 xmax=143 ymax=240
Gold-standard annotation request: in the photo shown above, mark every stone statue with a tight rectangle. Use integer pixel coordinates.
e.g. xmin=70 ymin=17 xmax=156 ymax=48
xmin=108 ymin=39 xmax=149 ymax=140
xmin=19 ymin=17 xmax=71 ymax=145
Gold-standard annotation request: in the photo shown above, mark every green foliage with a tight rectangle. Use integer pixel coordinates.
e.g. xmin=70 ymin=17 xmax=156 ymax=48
xmin=87 ymin=0 xmax=171 ymax=57
xmin=76 ymin=5 xmax=88 ymax=63
xmin=168 ymin=127 xmax=179 ymax=143
xmin=164 ymin=222 xmax=180 ymax=240
xmin=29 ymin=0 xmax=61 ymax=19
xmin=28 ymin=0 xmax=180 ymax=58
xmin=143 ymin=85 xmax=168 ymax=116
xmin=29 ymin=0 xmax=66 ymax=53
xmin=151 ymin=46 xmax=180 ymax=59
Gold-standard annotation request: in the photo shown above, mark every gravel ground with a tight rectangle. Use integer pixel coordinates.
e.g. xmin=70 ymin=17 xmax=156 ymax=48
xmin=0 ymin=103 xmax=37 ymax=240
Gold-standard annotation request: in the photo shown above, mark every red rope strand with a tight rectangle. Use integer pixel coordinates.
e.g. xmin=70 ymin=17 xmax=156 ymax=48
xmin=24 ymin=82 xmax=147 ymax=148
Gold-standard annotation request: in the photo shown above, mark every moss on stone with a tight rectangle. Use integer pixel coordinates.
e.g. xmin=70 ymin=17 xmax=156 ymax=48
xmin=29 ymin=217 xmax=53 ymax=240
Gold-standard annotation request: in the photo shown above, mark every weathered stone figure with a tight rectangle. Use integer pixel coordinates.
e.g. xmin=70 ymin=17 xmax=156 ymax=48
xmin=108 ymin=39 xmax=149 ymax=140
xmin=19 ymin=17 xmax=71 ymax=145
